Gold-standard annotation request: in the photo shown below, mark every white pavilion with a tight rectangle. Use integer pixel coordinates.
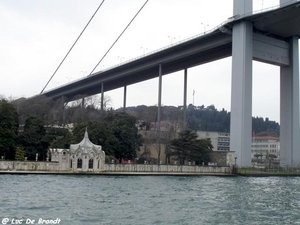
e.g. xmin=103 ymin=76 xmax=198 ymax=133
xmin=49 ymin=130 xmax=105 ymax=172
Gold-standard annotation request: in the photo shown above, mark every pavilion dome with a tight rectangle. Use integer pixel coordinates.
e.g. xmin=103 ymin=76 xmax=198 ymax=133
xmin=69 ymin=130 xmax=102 ymax=154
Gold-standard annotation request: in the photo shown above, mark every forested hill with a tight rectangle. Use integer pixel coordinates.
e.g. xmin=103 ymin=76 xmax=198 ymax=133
xmin=7 ymin=95 xmax=279 ymax=136
xmin=123 ymin=104 xmax=280 ymax=136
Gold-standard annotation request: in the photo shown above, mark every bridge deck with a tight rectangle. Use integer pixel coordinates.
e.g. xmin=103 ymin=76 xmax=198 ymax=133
xmin=42 ymin=1 xmax=300 ymax=100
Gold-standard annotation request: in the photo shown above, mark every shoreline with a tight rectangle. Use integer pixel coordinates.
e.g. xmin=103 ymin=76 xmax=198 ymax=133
xmin=1 ymin=170 xmax=300 ymax=177
xmin=0 ymin=170 xmax=236 ymax=176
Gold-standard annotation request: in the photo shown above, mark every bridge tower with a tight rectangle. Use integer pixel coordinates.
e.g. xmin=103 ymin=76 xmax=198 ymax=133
xmin=230 ymin=0 xmax=300 ymax=167
xmin=279 ymin=0 xmax=300 ymax=167
xmin=230 ymin=0 xmax=253 ymax=167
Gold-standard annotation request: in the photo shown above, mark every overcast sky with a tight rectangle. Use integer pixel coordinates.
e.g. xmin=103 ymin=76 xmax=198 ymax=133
xmin=1 ymin=0 xmax=298 ymax=123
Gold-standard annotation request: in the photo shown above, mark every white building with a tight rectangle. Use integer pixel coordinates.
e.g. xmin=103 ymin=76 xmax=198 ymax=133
xmin=196 ymin=131 xmax=280 ymax=161
xmin=197 ymin=131 xmax=230 ymax=151
xmin=50 ymin=130 xmax=105 ymax=172
xmin=251 ymin=136 xmax=280 ymax=160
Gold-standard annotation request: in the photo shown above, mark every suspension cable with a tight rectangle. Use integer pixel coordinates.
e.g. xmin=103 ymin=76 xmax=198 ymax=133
xmin=40 ymin=0 xmax=106 ymax=94
xmin=89 ymin=0 xmax=149 ymax=75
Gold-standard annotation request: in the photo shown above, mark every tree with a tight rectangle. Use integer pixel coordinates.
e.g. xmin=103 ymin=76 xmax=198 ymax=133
xmin=71 ymin=112 xmax=143 ymax=161
xmin=106 ymin=112 xmax=143 ymax=161
xmin=63 ymin=94 xmax=113 ymax=124
xmin=19 ymin=116 xmax=50 ymax=160
xmin=47 ymin=127 xmax=72 ymax=149
xmin=15 ymin=146 xmax=25 ymax=160
xmin=125 ymin=105 xmax=279 ymax=135
xmin=12 ymin=96 xmax=54 ymax=125
xmin=139 ymin=130 xmax=160 ymax=164
xmin=170 ymin=129 xmax=212 ymax=165
xmin=0 ymin=100 xmax=19 ymax=159
xmin=84 ymin=94 xmax=112 ymax=110
xmin=161 ymin=121 xmax=182 ymax=164
xmin=71 ymin=120 xmax=115 ymax=156
xmin=254 ymin=153 xmax=263 ymax=160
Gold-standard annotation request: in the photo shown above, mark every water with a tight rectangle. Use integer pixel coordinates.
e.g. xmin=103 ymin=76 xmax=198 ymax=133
xmin=1 ymin=175 xmax=300 ymax=225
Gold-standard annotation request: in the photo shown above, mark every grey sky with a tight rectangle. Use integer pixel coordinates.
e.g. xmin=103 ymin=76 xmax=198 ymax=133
xmin=1 ymin=0 xmax=297 ymax=123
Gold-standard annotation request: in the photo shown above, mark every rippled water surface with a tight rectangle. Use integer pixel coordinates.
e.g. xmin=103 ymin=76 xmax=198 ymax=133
xmin=1 ymin=175 xmax=300 ymax=225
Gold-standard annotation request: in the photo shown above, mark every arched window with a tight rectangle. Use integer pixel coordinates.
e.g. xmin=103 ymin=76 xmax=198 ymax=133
xmin=77 ymin=158 xmax=82 ymax=169
xmin=89 ymin=159 xmax=93 ymax=169
xmin=70 ymin=159 xmax=72 ymax=168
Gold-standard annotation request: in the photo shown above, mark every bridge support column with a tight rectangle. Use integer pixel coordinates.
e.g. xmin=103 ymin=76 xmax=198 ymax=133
xmin=280 ymin=37 xmax=300 ymax=167
xmin=183 ymin=69 xmax=187 ymax=128
xmin=101 ymin=83 xmax=104 ymax=111
xmin=230 ymin=0 xmax=253 ymax=167
xmin=61 ymin=96 xmax=66 ymax=126
xmin=157 ymin=64 xmax=162 ymax=164
xmin=123 ymin=86 xmax=127 ymax=110
xmin=81 ymin=97 xmax=85 ymax=108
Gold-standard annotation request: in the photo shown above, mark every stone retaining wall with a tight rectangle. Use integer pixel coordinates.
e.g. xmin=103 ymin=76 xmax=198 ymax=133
xmin=105 ymin=164 xmax=230 ymax=173
xmin=0 ymin=161 xmax=59 ymax=171
xmin=0 ymin=161 xmax=230 ymax=174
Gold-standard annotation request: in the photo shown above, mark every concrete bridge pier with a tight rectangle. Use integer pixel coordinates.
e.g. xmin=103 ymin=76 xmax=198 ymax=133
xmin=230 ymin=0 xmax=300 ymax=167
xmin=101 ymin=82 xmax=104 ymax=111
xmin=157 ymin=64 xmax=162 ymax=163
xmin=280 ymin=36 xmax=300 ymax=167
xmin=123 ymin=86 xmax=127 ymax=110
xmin=183 ymin=68 xmax=188 ymax=128
xmin=81 ymin=97 xmax=85 ymax=108
xmin=230 ymin=0 xmax=253 ymax=167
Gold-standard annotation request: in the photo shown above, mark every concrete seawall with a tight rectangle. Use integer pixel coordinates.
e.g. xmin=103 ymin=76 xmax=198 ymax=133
xmin=105 ymin=164 xmax=230 ymax=173
xmin=0 ymin=161 xmax=232 ymax=176
xmin=0 ymin=160 xmax=59 ymax=171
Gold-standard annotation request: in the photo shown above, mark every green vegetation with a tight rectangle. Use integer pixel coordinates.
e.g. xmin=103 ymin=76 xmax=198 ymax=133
xmin=125 ymin=104 xmax=280 ymax=135
xmin=237 ymin=167 xmax=300 ymax=175
xmin=15 ymin=146 xmax=25 ymax=160
xmin=170 ymin=129 xmax=212 ymax=165
xmin=0 ymin=95 xmax=280 ymax=163
xmin=0 ymin=97 xmax=143 ymax=161
xmin=71 ymin=112 xmax=143 ymax=162
xmin=108 ymin=112 xmax=143 ymax=161
xmin=48 ymin=127 xmax=72 ymax=149
xmin=19 ymin=116 xmax=50 ymax=160
xmin=0 ymin=100 xmax=19 ymax=159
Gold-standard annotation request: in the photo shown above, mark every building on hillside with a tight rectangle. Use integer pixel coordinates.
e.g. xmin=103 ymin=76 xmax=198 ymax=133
xmin=137 ymin=121 xmax=182 ymax=164
xmin=251 ymin=136 xmax=280 ymax=160
xmin=136 ymin=120 xmax=148 ymax=130
xmin=196 ymin=131 xmax=280 ymax=159
xmin=138 ymin=130 xmax=234 ymax=165
xmin=149 ymin=121 xmax=182 ymax=132
xmin=197 ymin=131 xmax=230 ymax=151
xmin=50 ymin=130 xmax=105 ymax=172
xmin=138 ymin=130 xmax=167 ymax=164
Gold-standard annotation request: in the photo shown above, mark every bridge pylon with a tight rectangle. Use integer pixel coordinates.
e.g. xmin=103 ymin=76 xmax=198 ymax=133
xmin=230 ymin=0 xmax=300 ymax=167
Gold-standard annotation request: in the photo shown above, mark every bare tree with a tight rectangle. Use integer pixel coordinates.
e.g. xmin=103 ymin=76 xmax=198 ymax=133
xmin=0 ymin=94 xmax=5 ymax=100
xmin=11 ymin=96 xmax=54 ymax=125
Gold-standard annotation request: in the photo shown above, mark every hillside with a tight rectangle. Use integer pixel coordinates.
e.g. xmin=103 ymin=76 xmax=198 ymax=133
xmin=123 ymin=104 xmax=280 ymax=136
